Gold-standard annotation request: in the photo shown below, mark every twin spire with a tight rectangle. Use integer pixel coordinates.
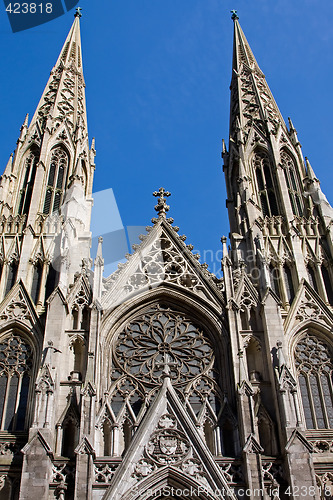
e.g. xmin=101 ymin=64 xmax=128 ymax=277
xmin=27 ymin=9 xmax=87 ymax=140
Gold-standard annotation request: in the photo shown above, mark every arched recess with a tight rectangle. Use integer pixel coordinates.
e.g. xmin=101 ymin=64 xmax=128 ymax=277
xmin=251 ymin=148 xmax=279 ymax=217
xmin=97 ymin=291 xmax=235 ymax=458
xmin=0 ymin=327 xmax=38 ymax=431
xmin=17 ymin=146 xmax=40 ymax=217
xmin=292 ymin=327 xmax=333 ymax=429
xmin=280 ymin=149 xmax=303 ymax=217
xmin=42 ymin=146 xmax=69 ymax=215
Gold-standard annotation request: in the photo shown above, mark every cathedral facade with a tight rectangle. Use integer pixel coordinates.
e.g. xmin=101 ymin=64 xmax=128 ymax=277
xmin=0 ymin=10 xmax=332 ymax=500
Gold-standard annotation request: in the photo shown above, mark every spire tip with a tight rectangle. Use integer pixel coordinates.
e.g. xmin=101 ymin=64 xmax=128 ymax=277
xmin=74 ymin=7 xmax=82 ymax=18
xmin=231 ymin=10 xmax=239 ymax=21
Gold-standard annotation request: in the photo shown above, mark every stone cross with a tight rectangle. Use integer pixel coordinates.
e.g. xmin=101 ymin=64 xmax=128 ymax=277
xmin=231 ymin=10 xmax=239 ymax=20
xmin=153 ymin=188 xmax=171 ymax=218
xmin=156 ymin=352 xmax=177 ymax=378
xmin=75 ymin=7 xmax=82 ymax=18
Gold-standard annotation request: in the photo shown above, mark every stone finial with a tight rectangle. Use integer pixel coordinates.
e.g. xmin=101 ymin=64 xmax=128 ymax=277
xmin=231 ymin=10 xmax=239 ymax=21
xmin=75 ymin=7 xmax=82 ymax=18
xmin=153 ymin=188 xmax=171 ymax=218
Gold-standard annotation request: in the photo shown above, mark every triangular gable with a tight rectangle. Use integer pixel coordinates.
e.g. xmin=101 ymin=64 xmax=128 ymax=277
xmin=66 ymin=272 xmax=91 ymax=307
xmin=285 ymin=429 xmax=313 ymax=453
xmin=102 ymin=377 xmax=238 ymax=500
xmin=244 ymin=124 xmax=269 ymax=153
xmin=102 ymin=218 xmax=224 ymax=311
xmin=5 ymin=234 xmax=21 ymax=262
xmin=243 ymin=433 xmax=263 ymax=454
xmin=35 ymin=364 xmax=55 ymax=391
xmin=284 ymin=279 xmax=333 ymax=334
xmin=21 ymin=430 xmax=53 ymax=458
xmin=75 ymin=435 xmax=95 ymax=458
xmin=0 ymin=280 xmax=42 ymax=332
xmin=235 ymin=272 xmax=259 ymax=308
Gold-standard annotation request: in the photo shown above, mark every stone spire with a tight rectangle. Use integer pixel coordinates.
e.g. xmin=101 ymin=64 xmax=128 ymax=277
xmin=27 ymin=12 xmax=87 ymax=139
xmin=230 ymin=14 xmax=285 ymax=144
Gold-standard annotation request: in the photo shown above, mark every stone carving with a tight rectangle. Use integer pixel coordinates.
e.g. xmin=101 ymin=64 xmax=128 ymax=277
xmin=133 ymin=459 xmax=157 ymax=479
xmin=94 ymin=463 xmax=118 ymax=483
xmin=0 ymin=290 xmax=32 ymax=324
xmin=0 ymin=334 xmax=32 ymax=376
xmin=132 ymin=414 xmax=191 ymax=481
xmin=0 ymin=475 xmax=6 ymax=491
xmin=181 ymin=458 xmax=204 ymax=480
xmin=123 ymin=233 xmax=203 ymax=295
xmin=0 ymin=442 xmax=21 ymax=456
xmin=311 ymin=440 xmax=333 ymax=453
xmin=51 ymin=463 xmax=75 ymax=484
xmin=114 ymin=304 xmax=213 ymax=386
xmin=295 ymin=301 xmax=325 ymax=322
xmin=146 ymin=428 xmax=190 ymax=465
xmin=219 ymin=462 xmax=244 ymax=484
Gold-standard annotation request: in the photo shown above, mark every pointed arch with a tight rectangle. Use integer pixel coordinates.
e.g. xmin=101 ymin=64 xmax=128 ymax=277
xmin=280 ymin=149 xmax=303 ymax=217
xmin=252 ymin=148 xmax=279 ymax=217
xmin=294 ymin=331 xmax=333 ymax=429
xmin=0 ymin=331 xmax=35 ymax=431
xmin=43 ymin=146 xmax=69 ymax=215
xmin=17 ymin=145 xmax=40 ymax=216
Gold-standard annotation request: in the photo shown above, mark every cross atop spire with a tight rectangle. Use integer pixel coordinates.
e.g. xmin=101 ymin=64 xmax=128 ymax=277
xmin=231 ymin=10 xmax=239 ymax=21
xmin=75 ymin=7 xmax=82 ymax=18
xmin=153 ymin=188 xmax=171 ymax=218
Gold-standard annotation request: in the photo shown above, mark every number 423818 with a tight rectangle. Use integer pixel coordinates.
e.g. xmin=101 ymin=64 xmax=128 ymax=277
xmin=6 ymin=3 xmax=53 ymax=14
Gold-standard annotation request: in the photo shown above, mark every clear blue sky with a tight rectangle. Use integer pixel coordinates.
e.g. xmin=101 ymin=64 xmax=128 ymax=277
xmin=0 ymin=1 xmax=332 ymax=277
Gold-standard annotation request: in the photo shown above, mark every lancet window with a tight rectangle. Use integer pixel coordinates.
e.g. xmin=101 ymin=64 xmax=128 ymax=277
xmin=281 ymin=151 xmax=303 ymax=217
xmin=252 ymin=150 xmax=278 ymax=217
xmin=322 ymin=264 xmax=333 ymax=305
xmin=31 ymin=261 xmax=43 ymax=305
xmin=18 ymin=147 xmax=39 ymax=216
xmin=295 ymin=334 xmax=333 ymax=429
xmin=5 ymin=261 xmax=18 ymax=296
xmin=283 ymin=264 xmax=294 ymax=304
xmin=0 ymin=334 xmax=33 ymax=431
xmin=43 ymin=147 xmax=68 ymax=215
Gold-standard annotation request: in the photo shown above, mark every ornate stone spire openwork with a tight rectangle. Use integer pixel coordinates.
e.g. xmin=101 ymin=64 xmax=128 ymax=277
xmin=153 ymin=188 xmax=171 ymax=218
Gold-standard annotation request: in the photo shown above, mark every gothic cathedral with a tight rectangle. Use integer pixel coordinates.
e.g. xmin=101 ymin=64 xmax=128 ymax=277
xmin=0 ymin=10 xmax=332 ymax=500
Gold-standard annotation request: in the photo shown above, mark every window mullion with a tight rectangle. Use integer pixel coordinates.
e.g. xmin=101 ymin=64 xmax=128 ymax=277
xmin=12 ymin=374 xmax=23 ymax=431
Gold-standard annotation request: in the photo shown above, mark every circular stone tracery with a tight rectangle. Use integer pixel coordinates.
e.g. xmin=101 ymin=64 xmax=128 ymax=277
xmin=114 ymin=306 xmax=213 ymax=386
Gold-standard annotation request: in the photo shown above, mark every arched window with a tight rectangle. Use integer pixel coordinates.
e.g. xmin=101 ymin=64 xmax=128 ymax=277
xmin=281 ymin=151 xmax=303 ymax=217
xmin=283 ymin=264 xmax=294 ymax=304
xmin=18 ymin=148 xmax=39 ymax=216
xmin=322 ymin=264 xmax=333 ymax=305
xmin=31 ymin=261 xmax=43 ymax=304
xmin=0 ymin=334 xmax=33 ymax=431
xmin=252 ymin=150 xmax=279 ymax=217
xmin=269 ymin=264 xmax=280 ymax=298
xmin=5 ymin=261 xmax=18 ymax=296
xmin=307 ymin=265 xmax=318 ymax=293
xmin=45 ymin=264 xmax=59 ymax=301
xmin=295 ymin=334 xmax=333 ymax=429
xmin=62 ymin=418 xmax=78 ymax=457
xmin=43 ymin=148 xmax=68 ymax=215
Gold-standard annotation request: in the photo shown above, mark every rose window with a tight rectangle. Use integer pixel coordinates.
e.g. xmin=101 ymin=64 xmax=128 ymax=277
xmin=114 ymin=305 xmax=213 ymax=386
